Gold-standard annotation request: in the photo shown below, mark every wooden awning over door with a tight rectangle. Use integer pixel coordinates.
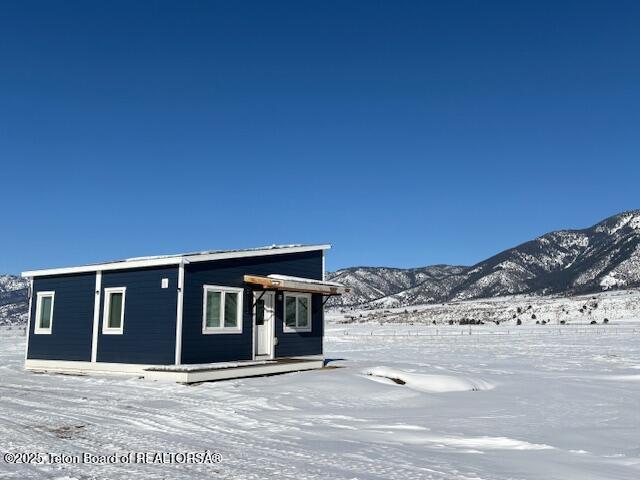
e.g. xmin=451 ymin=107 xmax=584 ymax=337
xmin=244 ymin=274 xmax=350 ymax=296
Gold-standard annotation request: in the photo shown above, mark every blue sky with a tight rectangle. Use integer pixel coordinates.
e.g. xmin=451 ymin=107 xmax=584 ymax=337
xmin=1 ymin=1 xmax=639 ymax=274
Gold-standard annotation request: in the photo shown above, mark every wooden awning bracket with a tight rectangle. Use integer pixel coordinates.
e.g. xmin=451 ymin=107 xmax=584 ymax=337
xmin=251 ymin=290 xmax=267 ymax=309
xmin=322 ymin=295 xmax=338 ymax=307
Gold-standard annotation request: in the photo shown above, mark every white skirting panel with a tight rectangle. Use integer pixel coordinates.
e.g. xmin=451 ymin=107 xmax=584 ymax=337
xmin=25 ymin=359 xmax=151 ymax=375
xmin=24 ymin=357 xmax=325 ymax=384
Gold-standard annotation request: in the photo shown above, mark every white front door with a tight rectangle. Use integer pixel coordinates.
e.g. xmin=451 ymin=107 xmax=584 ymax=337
xmin=254 ymin=291 xmax=274 ymax=359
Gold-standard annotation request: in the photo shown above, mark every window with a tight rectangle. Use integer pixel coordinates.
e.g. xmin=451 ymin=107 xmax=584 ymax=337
xmin=202 ymin=285 xmax=243 ymax=334
xmin=283 ymin=293 xmax=311 ymax=332
xmin=103 ymin=287 xmax=126 ymax=334
xmin=34 ymin=291 xmax=55 ymax=334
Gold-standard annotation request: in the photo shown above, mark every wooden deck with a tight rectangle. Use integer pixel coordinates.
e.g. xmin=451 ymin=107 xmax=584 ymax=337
xmin=25 ymin=357 xmax=325 ymax=384
xmin=143 ymin=357 xmax=325 ymax=383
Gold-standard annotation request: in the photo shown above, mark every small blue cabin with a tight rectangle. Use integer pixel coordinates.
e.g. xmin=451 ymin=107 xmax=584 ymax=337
xmin=22 ymin=244 xmax=347 ymax=383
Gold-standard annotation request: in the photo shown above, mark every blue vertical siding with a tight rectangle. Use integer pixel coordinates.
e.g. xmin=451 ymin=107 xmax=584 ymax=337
xmin=97 ymin=266 xmax=178 ymax=365
xmin=27 ymin=249 xmax=325 ymax=366
xmin=274 ymin=293 xmax=323 ymax=357
xmin=181 ymin=250 xmax=323 ymax=364
xmin=27 ymin=273 xmax=95 ymax=361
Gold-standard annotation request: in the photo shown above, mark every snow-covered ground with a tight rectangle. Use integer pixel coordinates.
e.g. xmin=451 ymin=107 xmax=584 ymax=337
xmin=329 ymin=288 xmax=640 ymax=326
xmin=1 ymin=321 xmax=640 ymax=480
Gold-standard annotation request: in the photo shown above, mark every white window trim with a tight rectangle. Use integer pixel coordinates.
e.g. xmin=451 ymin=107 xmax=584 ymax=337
xmin=34 ymin=291 xmax=55 ymax=335
xmin=283 ymin=292 xmax=312 ymax=333
xmin=202 ymin=285 xmax=244 ymax=334
xmin=102 ymin=287 xmax=126 ymax=335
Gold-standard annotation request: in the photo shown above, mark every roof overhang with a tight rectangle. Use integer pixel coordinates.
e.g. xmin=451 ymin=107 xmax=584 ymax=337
xmin=22 ymin=244 xmax=331 ymax=278
xmin=244 ymin=274 xmax=350 ymax=296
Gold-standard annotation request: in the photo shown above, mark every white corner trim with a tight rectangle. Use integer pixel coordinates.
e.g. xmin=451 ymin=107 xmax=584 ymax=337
xmin=22 ymin=244 xmax=332 ymax=277
xmin=322 ymin=250 xmax=326 ymax=281
xmin=91 ymin=272 xmax=102 ymax=362
xmin=174 ymin=263 xmax=185 ymax=365
xmin=321 ymin=250 xmax=326 ymax=338
xmin=282 ymin=292 xmax=312 ymax=333
xmin=24 ymin=278 xmax=33 ymax=360
xmin=34 ymin=291 xmax=55 ymax=335
xmin=102 ymin=287 xmax=126 ymax=335
xmin=201 ymin=285 xmax=244 ymax=334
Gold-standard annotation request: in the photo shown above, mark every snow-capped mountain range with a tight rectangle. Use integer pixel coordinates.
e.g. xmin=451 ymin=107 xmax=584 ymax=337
xmin=2 ymin=210 xmax=640 ymax=320
xmin=0 ymin=274 xmax=29 ymax=326
xmin=328 ymin=210 xmax=640 ymax=308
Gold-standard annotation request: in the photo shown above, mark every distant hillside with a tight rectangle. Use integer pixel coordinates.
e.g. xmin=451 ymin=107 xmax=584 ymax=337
xmin=0 ymin=274 xmax=29 ymax=326
xmin=328 ymin=210 xmax=640 ymax=308
xmin=3 ymin=210 xmax=640 ymax=322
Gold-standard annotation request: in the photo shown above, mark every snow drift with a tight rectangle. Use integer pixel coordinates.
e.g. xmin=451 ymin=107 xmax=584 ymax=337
xmin=364 ymin=366 xmax=494 ymax=393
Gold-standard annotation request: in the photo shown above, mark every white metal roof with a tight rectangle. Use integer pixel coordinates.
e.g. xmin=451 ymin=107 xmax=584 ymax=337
xmin=22 ymin=244 xmax=331 ymax=277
